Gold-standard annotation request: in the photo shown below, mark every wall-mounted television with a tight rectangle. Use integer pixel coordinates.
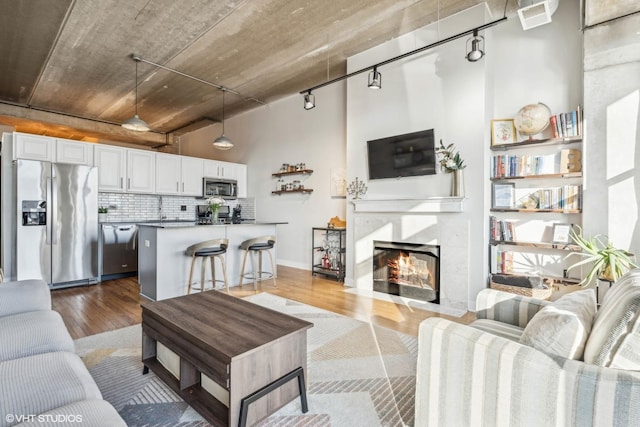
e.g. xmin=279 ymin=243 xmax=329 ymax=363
xmin=367 ymin=129 xmax=436 ymax=180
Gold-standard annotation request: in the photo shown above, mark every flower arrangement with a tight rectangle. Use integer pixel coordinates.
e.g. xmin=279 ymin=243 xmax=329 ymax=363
xmin=436 ymin=140 xmax=466 ymax=172
xmin=206 ymin=197 xmax=226 ymax=213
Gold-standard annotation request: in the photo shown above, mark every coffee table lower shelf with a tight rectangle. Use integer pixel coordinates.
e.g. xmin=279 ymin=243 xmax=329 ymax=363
xmin=143 ymin=357 xmax=229 ymax=426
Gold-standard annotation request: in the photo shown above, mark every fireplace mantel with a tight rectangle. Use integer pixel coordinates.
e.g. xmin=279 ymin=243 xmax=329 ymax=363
xmin=351 ymin=197 xmax=464 ymax=213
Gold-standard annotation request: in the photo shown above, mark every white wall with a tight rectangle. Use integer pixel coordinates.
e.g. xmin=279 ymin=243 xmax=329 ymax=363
xmin=180 ymin=84 xmax=347 ymax=270
xmin=345 ymin=1 xmax=583 ymax=309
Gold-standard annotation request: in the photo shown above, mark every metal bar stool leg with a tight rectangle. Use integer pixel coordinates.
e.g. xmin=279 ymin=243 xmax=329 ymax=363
xmin=250 ymin=250 xmax=258 ymax=290
xmin=210 ymin=255 xmax=216 ymax=289
xmin=187 ymin=255 xmax=197 ymax=294
xmin=266 ymin=248 xmax=276 ymax=287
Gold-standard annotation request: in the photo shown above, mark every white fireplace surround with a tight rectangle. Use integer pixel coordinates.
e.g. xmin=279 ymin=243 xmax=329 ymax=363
xmin=351 ymin=198 xmax=469 ymax=311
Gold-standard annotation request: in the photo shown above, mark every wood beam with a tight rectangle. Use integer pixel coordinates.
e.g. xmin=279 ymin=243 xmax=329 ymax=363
xmin=0 ymin=103 xmax=168 ymax=148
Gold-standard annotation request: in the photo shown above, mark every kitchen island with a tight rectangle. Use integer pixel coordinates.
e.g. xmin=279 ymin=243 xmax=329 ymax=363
xmin=138 ymin=222 xmax=285 ymax=301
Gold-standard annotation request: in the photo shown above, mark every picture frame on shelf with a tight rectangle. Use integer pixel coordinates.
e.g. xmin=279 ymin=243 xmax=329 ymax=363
xmin=491 ymin=119 xmax=516 ymax=146
xmin=552 ymin=223 xmax=573 ymax=244
xmin=492 ymin=182 xmax=515 ymax=209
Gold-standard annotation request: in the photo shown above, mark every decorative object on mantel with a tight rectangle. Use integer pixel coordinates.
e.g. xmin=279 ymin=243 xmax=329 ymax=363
xmin=206 ymin=197 xmax=225 ymax=223
xmin=436 ymin=140 xmax=466 ymax=197
xmin=347 ymin=177 xmax=367 ymax=199
xmin=566 ymin=225 xmax=637 ymax=286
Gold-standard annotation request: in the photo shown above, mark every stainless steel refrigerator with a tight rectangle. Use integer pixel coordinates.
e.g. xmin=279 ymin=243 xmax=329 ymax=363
xmin=16 ymin=159 xmax=99 ymax=288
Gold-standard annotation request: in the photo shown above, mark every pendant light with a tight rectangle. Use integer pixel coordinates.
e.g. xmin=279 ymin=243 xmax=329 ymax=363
xmin=213 ymin=88 xmax=233 ymax=150
xmin=122 ymin=56 xmax=150 ymax=132
xmin=368 ymin=67 xmax=382 ymax=89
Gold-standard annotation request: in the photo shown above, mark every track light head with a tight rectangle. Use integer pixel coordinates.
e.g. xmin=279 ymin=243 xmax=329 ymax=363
xmin=368 ymin=67 xmax=382 ymax=89
xmin=303 ymin=91 xmax=315 ymax=110
xmin=466 ymin=30 xmax=485 ymax=62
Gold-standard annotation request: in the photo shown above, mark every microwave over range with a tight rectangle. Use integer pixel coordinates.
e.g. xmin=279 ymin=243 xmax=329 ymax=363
xmin=203 ymin=177 xmax=238 ymax=199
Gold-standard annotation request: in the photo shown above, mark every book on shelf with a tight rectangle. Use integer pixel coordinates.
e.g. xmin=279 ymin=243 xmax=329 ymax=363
xmin=490 ymin=153 xmax=564 ymax=178
xmin=548 ymin=105 xmax=582 ymax=139
xmin=490 ymin=246 xmax=514 ymax=274
xmin=490 ymin=216 xmax=517 ymax=241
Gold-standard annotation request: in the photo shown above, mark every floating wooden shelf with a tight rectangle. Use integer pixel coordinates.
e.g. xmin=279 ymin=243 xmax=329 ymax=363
xmin=490 ymin=239 xmax=581 ymax=251
xmin=272 ymin=189 xmax=313 ymax=195
xmin=490 ymin=208 xmax=582 ymax=214
xmin=271 ymin=169 xmax=314 ymax=178
xmin=490 ymin=136 xmax=582 ymax=151
xmin=491 ymin=172 xmax=582 ymax=181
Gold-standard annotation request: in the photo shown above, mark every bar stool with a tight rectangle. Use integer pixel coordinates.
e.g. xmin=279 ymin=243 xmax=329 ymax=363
xmin=239 ymin=235 xmax=276 ymax=290
xmin=185 ymin=238 xmax=229 ymax=294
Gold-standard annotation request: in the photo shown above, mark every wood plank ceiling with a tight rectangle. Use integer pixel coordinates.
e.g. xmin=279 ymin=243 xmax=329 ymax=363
xmin=0 ymin=0 xmax=509 ymax=147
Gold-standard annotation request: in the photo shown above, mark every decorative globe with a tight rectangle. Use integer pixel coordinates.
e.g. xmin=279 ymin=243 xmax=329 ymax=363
xmin=514 ymin=103 xmax=552 ymax=136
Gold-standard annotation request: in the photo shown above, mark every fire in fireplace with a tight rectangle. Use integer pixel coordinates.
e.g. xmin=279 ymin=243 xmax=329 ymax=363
xmin=373 ymin=241 xmax=440 ymax=303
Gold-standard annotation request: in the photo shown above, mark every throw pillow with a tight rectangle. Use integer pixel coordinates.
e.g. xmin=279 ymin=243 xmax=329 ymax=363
xmin=583 ymin=269 xmax=640 ymax=368
xmin=520 ymin=289 xmax=596 ymax=360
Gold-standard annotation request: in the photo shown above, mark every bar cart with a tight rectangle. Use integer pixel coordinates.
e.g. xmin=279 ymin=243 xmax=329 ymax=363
xmin=311 ymin=227 xmax=346 ymax=281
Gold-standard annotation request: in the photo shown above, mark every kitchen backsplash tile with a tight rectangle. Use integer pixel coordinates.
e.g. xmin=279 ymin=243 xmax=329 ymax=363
xmin=98 ymin=193 xmax=255 ymax=222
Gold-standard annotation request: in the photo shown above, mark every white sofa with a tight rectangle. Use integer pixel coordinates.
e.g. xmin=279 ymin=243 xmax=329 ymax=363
xmin=415 ymin=269 xmax=640 ymax=426
xmin=0 ymin=280 xmax=125 ymax=427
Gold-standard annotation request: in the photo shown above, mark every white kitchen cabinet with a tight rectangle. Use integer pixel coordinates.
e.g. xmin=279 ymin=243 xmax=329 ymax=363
xmin=180 ymin=156 xmax=204 ymax=196
xmin=127 ymin=149 xmax=156 ymax=194
xmin=13 ymin=133 xmax=55 ymax=161
xmin=56 ymin=138 xmax=93 ymax=165
xmin=94 ymin=145 xmax=127 ymax=192
xmin=155 ymin=153 xmax=181 ymax=195
xmin=203 ymin=160 xmax=237 ymax=179
xmin=236 ymin=163 xmax=247 ymax=198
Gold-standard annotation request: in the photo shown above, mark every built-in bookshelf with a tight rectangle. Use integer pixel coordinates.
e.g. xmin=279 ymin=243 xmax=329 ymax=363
xmin=488 ymin=131 xmax=583 ymax=294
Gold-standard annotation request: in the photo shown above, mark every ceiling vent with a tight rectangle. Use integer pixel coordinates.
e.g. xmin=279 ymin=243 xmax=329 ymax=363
xmin=517 ymin=0 xmax=559 ymax=30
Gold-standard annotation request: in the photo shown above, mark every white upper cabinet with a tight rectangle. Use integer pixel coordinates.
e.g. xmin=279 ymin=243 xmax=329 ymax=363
xmin=127 ymin=149 xmax=156 ymax=194
xmin=13 ymin=133 xmax=55 ymax=162
xmin=236 ymin=163 xmax=248 ymax=198
xmin=203 ymin=160 xmax=236 ymax=179
xmin=180 ymin=156 xmax=204 ymax=196
xmin=155 ymin=153 xmax=181 ymax=195
xmin=94 ymin=145 xmax=127 ymax=192
xmin=56 ymin=139 xmax=93 ymax=166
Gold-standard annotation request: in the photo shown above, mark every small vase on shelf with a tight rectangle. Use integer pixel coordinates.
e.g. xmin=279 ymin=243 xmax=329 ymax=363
xmin=211 ymin=207 xmax=219 ymax=224
xmin=451 ymin=169 xmax=464 ymax=197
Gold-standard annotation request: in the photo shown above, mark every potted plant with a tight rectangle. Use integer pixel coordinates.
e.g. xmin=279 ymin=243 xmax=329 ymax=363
xmin=98 ymin=206 xmax=108 ymax=222
xmin=566 ymin=225 xmax=637 ymax=285
xmin=206 ymin=197 xmax=225 ymax=223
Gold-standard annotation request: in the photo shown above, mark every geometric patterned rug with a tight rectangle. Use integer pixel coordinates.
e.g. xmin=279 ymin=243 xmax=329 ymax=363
xmin=74 ymin=293 xmax=418 ymax=426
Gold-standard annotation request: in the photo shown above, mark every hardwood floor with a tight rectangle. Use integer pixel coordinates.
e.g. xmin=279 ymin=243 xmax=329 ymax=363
xmin=51 ymin=266 xmax=475 ymax=339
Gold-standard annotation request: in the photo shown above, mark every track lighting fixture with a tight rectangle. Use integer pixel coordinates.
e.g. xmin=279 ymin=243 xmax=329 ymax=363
xmin=303 ymin=91 xmax=315 ymax=110
xmin=299 ymin=15 xmax=507 ymax=109
xmin=368 ymin=67 xmax=382 ymax=89
xmin=122 ymin=55 xmax=150 ymax=132
xmin=213 ymin=89 xmax=233 ymax=150
xmin=465 ymin=29 xmax=485 ymax=62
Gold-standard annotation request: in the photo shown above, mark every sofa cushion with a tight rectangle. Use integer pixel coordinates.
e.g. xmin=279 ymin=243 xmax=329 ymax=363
xmin=470 ymin=319 xmax=524 ymax=342
xmin=14 ymin=400 xmax=126 ymax=427
xmin=584 ymin=269 xmax=640 ymax=368
xmin=0 ymin=280 xmax=51 ymax=318
xmin=0 ymin=352 xmax=102 ymax=427
xmin=0 ymin=311 xmax=74 ymax=362
xmin=519 ymin=289 xmax=596 ymax=360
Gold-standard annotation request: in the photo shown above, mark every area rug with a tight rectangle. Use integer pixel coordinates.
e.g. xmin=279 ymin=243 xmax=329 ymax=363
xmin=74 ymin=293 xmax=418 ymax=426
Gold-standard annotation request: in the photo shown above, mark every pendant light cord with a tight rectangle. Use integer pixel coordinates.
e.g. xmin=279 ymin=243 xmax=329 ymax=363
xmin=134 ymin=60 xmax=139 ymax=116
xmin=221 ymin=89 xmax=225 ymax=134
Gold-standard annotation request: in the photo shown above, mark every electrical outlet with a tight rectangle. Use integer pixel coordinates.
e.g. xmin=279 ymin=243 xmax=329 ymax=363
xmin=181 ymin=205 xmax=187 ymax=211
xmin=144 ymin=240 xmax=150 ymax=248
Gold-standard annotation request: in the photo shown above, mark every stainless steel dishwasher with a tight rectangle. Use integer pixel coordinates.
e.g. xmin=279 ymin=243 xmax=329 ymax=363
xmin=101 ymin=224 xmax=138 ymax=279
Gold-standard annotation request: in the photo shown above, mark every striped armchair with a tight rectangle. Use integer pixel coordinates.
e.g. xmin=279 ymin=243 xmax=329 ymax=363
xmin=415 ymin=281 xmax=640 ymax=427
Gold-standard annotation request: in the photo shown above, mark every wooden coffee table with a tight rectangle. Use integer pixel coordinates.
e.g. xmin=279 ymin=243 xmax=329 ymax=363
xmin=141 ymin=291 xmax=313 ymax=426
